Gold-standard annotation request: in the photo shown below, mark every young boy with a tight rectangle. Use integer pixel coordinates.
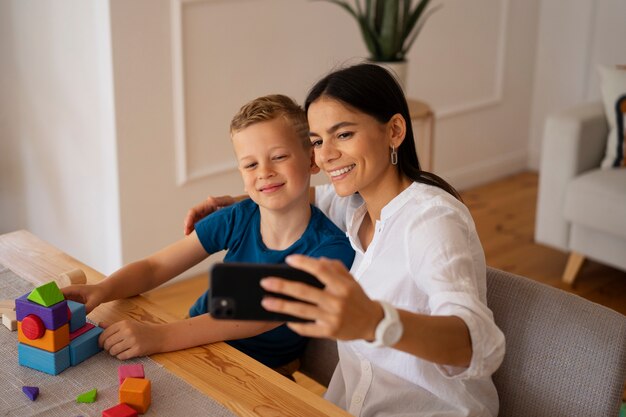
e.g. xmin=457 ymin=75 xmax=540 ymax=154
xmin=62 ymin=95 xmax=354 ymax=374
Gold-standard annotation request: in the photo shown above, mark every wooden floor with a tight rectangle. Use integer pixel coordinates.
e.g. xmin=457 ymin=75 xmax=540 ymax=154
xmin=461 ymin=171 xmax=626 ymax=317
xmin=144 ymin=171 xmax=626 ymax=398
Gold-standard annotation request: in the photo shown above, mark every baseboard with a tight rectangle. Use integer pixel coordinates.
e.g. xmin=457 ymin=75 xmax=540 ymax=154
xmin=440 ymin=150 xmax=529 ymax=191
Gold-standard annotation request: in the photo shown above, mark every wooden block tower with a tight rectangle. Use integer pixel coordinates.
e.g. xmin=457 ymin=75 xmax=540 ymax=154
xmin=15 ymin=281 xmax=103 ymax=375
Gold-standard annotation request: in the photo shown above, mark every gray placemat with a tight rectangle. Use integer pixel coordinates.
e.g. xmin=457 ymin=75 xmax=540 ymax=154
xmin=0 ymin=265 xmax=236 ymax=417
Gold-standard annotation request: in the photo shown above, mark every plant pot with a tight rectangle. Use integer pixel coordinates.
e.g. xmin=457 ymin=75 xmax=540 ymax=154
xmin=368 ymin=60 xmax=408 ymax=91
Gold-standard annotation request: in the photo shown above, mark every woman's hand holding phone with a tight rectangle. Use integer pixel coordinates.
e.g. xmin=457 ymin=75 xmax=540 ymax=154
xmin=260 ymin=255 xmax=383 ymax=342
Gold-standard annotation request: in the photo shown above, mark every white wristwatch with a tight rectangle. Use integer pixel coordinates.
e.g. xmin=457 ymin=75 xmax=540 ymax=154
xmin=369 ymin=301 xmax=403 ymax=347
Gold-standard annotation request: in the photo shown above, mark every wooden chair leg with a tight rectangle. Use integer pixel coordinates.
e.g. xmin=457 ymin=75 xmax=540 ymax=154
xmin=563 ymin=252 xmax=585 ymax=286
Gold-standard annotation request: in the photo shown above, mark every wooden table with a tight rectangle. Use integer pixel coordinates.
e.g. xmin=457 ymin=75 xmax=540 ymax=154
xmin=0 ymin=230 xmax=350 ymax=417
xmin=407 ymin=98 xmax=435 ymax=172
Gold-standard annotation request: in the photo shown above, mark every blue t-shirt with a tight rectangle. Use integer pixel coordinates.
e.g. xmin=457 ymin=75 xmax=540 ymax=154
xmin=190 ymin=199 xmax=354 ymax=368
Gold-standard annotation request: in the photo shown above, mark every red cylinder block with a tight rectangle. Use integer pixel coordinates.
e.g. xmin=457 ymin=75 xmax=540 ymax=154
xmin=22 ymin=314 xmax=45 ymax=340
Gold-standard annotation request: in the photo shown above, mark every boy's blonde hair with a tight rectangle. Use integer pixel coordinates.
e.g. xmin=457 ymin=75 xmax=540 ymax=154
xmin=230 ymin=94 xmax=310 ymax=148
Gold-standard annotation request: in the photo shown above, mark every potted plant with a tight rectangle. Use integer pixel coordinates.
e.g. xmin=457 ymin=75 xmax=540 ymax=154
xmin=317 ymin=0 xmax=440 ymax=88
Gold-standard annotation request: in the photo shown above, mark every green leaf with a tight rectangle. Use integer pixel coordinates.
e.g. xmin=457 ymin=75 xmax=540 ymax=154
xmin=357 ymin=15 xmax=382 ymax=58
xmin=365 ymin=0 xmax=374 ymax=27
xmin=402 ymin=0 xmax=432 ymax=41
xmin=355 ymin=0 xmax=364 ymax=16
xmin=374 ymin=0 xmax=385 ymax=33
xmin=401 ymin=4 xmax=442 ymax=56
xmin=312 ymin=0 xmax=439 ymax=61
xmin=379 ymin=0 xmax=399 ymax=61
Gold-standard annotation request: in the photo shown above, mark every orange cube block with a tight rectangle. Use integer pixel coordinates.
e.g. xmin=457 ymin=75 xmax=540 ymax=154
xmin=119 ymin=377 xmax=151 ymax=413
xmin=18 ymin=322 xmax=69 ymax=352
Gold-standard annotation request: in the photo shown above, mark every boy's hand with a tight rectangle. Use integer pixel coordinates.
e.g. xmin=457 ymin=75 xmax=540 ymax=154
xmin=99 ymin=320 xmax=163 ymax=360
xmin=183 ymin=195 xmax=238 ymax=235
xmin=61 ymin=284 xmax=107 ymax=314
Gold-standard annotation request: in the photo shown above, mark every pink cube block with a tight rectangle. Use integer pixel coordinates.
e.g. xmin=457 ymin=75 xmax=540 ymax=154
xmin=118 ymin=363 xmax=145 ymax=385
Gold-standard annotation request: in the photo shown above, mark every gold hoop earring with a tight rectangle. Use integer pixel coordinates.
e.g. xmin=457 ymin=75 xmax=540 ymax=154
xmin=391 ymin=145 xmax=398 ymax=166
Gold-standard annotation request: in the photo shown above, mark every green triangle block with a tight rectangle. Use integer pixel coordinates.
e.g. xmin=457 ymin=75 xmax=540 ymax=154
xmin=27 ymin=281 xmax=64 ymax=307
xmin=76 ymin=388 xmax=97 ymax=403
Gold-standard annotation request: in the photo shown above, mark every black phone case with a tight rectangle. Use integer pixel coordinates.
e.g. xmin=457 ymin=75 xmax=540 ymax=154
xmin=209 ymin=262 xmax=324 ymax=322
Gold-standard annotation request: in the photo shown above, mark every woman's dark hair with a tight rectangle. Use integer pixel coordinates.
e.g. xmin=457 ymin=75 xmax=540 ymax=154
xmin=304 ymin=63 xmax=461 ymax=201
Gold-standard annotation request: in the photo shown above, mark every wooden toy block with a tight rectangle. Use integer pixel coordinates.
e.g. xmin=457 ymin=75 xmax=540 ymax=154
xmin=2 ymin=310 xmax=17 ymax=331
xmin=118 ymin=364 xmax=145 ymax=385
xmin=70 ymin=322 xmax=95 ymax=340
xmin=58 ymin=268 xmax=87 ymax=287
xmin=0 ymin=306 xmax=16 ymax=316
xmin=76 ymin=388 xmax=97 ymax=403
xmin=15 ymin=294 xmax=68 ymax=330
xmin=21 ymin=314 xmax=46 ymax=339
xmin=102 ymin=403 xmax=138 ymax=417
xmin=27 ymin=281 xmax=64 ymax=307
xmin=0 ymin=299 xmax=15 ymax=317
xmin=119 ymin=377 xmax=151 ymax=414
xmin=67 ymin=300 xmax=86 ymax=332
xmin=22 ymin=386 xmax=39 ymax=401
xmin=18 ymin=322 xmax=69 ymax=352
xmin=18 ymin=343 xmax=70 ymax=375
xmin=69 ymin=325 xmax=103 ymax=366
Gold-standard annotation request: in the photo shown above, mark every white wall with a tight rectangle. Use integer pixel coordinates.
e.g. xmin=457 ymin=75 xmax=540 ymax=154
xmin=1 ymin=0 xmax=543 ymax=278
xmin=407 ymin=0 xmax=540 ymax=189
xmin=106 ymin=0 xmax=374 ymax=278
xmin=528 ymin=0 xmax=626 ymax=170
xmin=0 ymin=0 xmax=121 ymax=274
xmin=104 ymin=0 xmax=542 ymax=281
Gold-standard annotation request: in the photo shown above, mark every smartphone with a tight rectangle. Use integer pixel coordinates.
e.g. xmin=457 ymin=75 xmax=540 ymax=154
xmin=209 ymin=262 xmax=323 ymax=322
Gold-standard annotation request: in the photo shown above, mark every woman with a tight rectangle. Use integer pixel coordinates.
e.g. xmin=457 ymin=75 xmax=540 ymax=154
xmin=185 ymin=64 xmax=505 ymax=416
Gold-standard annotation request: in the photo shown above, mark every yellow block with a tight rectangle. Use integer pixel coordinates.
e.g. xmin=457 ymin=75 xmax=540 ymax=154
xmin=18 ymin=322 xmax=69 ymax=352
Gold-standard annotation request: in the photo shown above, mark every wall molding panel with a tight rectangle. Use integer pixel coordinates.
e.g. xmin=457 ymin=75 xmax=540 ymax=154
xmin=171 ymin=0 xmax=511 ymax=185
xmin=171 ymin=0 xmax=240 ymax=186
xmin=433 ymin=0 xmax=509 ymax=120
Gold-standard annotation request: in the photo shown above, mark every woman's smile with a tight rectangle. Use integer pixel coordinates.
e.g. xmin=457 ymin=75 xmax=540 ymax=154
xmin=328 ymin=164 xmax=356 ymax=179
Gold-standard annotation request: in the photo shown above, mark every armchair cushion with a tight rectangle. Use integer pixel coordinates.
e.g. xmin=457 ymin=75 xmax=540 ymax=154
xmin=564 ymin=168 xmax=626 ymax=239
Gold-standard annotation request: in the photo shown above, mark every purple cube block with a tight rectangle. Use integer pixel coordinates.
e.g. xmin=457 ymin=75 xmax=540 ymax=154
xmin=15 ymin=293 xmax=68 ymax=330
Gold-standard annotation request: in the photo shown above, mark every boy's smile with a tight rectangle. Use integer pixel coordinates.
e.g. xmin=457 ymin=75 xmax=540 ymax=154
xmin=259 ymin=182 xmax=285 ymax=193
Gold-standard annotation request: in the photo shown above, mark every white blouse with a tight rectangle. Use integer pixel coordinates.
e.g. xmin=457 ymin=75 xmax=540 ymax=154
xmin=315 ymin=182 xmax=505 ymax=417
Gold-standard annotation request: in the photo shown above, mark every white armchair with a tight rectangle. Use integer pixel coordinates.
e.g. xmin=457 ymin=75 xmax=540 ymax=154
xmin=535 ymin=101 xmax=626 ymax=285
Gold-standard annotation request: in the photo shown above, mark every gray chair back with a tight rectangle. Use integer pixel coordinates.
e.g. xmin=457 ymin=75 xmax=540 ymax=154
xmin=300 ymin=335 xmax=339 ymax=387
xmin=300 ymin=267 xmax=626 ymax=416
xmin=487 ymin=267 xmax=626 ymax=417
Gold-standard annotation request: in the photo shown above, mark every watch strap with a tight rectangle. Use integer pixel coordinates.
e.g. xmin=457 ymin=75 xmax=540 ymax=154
xmin=369 ymin=300 xmax=402 ymax=347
